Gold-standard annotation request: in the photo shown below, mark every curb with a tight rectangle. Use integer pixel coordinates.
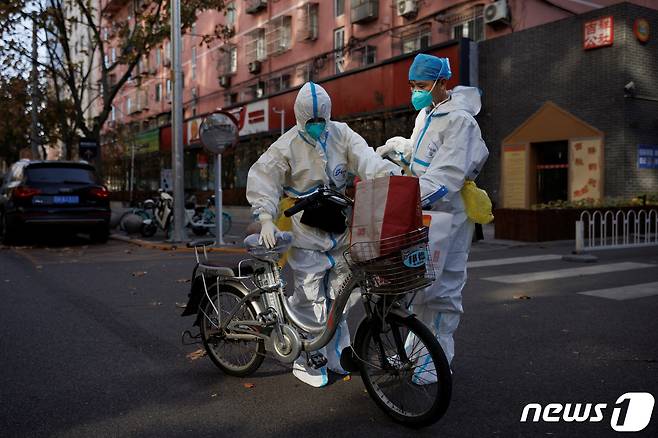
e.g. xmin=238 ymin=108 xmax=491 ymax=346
xmin=109 ymin=233 xmax=247 ymax=254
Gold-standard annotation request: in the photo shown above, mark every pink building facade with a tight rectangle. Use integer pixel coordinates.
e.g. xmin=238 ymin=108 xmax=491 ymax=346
xmin=98 ymin=0 xmax=657 ymax=200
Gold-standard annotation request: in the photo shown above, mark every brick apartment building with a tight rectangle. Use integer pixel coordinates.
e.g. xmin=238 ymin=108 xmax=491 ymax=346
xmin=95 ymin=0 xmax=657 ymax=206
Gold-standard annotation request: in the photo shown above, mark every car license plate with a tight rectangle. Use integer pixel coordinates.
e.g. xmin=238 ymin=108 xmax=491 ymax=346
xmin=53 ymin=195 xmax=79 ymax=204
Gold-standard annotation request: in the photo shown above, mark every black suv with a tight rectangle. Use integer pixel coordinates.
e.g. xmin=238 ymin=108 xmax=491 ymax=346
xmin=0 ymin=160 xmax=111 ymax=244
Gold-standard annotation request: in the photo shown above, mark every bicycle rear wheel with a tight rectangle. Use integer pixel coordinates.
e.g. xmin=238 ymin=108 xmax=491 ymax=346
xmin=355 ymin=312 xmax=452 ymax=428
xmin=199 ymin=287 xmax=264 ymax=377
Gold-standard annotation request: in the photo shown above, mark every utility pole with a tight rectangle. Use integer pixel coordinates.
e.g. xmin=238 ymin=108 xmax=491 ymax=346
xmin=170 ymin=0 xmax=187 ymax=243
xmin=30 ymin=12 xmax=40 ymax=160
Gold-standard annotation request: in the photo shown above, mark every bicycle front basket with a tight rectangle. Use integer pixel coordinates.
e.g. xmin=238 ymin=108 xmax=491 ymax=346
xmin=345 ymin=227 xmax=435 ymax=295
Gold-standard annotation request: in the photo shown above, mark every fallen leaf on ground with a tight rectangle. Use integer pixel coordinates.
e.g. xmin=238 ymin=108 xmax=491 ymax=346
xmin=343 ymin=375 xmax=351 ymax=382
xmin=211 ymin=393 xmax=218 ymax=398
xmin=243 ymin=383 xmax=255 ymax=389
xmin=132 ymin=271 xmax=147 ymax=277
xmin=176 ymin=278 xmax=191 ymax=283
xmin=513 ymin=295 xmax=531 ymax=300
xmin=186 ymin=349 xmax=206 ymax=361
xmin=124 ymin=250 xmax=132 ymax=254
xmin=149 ymin=301 xmax=162 ymax=306
xmin=175 ymin=302 xmax=187 ymax=308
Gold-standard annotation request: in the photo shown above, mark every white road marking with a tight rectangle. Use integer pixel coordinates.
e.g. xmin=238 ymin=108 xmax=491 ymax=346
xmin=578 ymin=282 xmax=658 ymax=301
xmin=467 ymin=254 xmax=562 ymax=269
xmin=482 ymin=262 xmax=656 ymax=284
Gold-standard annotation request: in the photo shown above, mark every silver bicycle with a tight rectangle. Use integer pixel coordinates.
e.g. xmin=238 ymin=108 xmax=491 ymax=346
xmin=181 ymin=188 xmax=452 ymax=428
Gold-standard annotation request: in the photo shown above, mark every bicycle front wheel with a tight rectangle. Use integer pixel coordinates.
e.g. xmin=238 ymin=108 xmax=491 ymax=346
xmin=355 ymin=312 xmax=452 ymax=428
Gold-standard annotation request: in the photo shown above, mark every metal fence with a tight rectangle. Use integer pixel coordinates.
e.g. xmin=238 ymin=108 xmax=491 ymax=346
xmin=575 ymin=209 xmax=658 ymax=252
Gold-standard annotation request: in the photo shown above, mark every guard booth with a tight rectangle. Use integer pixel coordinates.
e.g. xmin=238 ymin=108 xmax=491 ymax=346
xmin=500 ymin=101 xmax=604 ymax=209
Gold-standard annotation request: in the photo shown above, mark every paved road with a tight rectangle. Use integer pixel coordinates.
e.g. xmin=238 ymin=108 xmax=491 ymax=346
xmin=0 ymin=237 xmax=656 ymax=437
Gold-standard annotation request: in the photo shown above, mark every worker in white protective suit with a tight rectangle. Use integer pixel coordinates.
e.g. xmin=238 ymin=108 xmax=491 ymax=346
xmin=247 ymin=82 xmax=400 ymax=387
xmin=377 ymin=54 xmax=489 ymax=381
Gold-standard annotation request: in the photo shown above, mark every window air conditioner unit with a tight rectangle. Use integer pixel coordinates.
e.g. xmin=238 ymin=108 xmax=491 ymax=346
xmin=246 ymin=0 xmax=267 ymax=14
xmin=484 ymin=0 xmax=509 ymax=26
xmin=397 ymin=0 xmax=417 ymax=18
xmin=351 ymin=0 xmax=378 ymax=24
xmin=248 ymin=60 xmax=262 ymax=74
xmin=219 ymin=75 xmax=231 ymax=88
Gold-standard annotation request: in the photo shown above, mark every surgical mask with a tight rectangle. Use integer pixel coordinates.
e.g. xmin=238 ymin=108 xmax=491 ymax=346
xmin=306 ymin=122 xmax=326 ymax=140
xmin=411 ymin=79 xmax=438 ymax=111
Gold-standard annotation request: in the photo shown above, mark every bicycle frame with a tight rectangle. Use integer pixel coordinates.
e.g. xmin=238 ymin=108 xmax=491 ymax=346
xmin=193 ymin=248 xmax=413 ymax=362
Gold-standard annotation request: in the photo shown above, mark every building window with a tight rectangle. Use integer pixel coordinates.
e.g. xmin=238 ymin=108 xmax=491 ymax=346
xmin=355 ymin=44 xmax=376 ymax=66
xmin=266 ymin=15 xmax=292 ymax=56
xmin=191 ymin=45 xmax=197 ymax=80
xmin=166 ymin=79 xmax=171 ymax=98
xmin=111 ymin=47 xmax=117 ymax=63
xmin=230 ymin=46 xmax=237 ymax=73
xmin=335 ymin=0 xmax=344 ymax=17
xmin=453 ymin=8 xmax=484 ymax=42
xmin=111 ymin=105 xmax=116 ymax=121
xmin=155 ymin=46 xmax=161 ymax=67
xmin=245 ymin=28 xmax=266 ymax=62
xmin=297 ymin=3 xmax=319 ymax=42
xmin=400 ymin=23 xmax=430 ymax=54
xmin=334 ymin=27 xmax=345 ymax=73
xmin=269 ymin=74 xmax=291 ymax=93
xmin=155 ymin=83 xmax=162 ymax=102
xmin=126 ymin=97 xmax=132 ymax=114
xmin=226 ymin=1 xmax=236 ymax=27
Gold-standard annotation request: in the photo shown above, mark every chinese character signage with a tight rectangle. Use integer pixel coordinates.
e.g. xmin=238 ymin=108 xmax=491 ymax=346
xmin=570 ymin=139 xmax=603 ymax=201
xmin=583 ymin=16 xmax=614 ymax=50
xmin=638 ymin=144 xmax=658 ymax=169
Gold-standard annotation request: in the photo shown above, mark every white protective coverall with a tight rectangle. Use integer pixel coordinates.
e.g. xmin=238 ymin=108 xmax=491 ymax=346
xmin=384 ymin=86 xmax=489 ymax=375
xmin=247 ymin=82 xmax=399 ymax=387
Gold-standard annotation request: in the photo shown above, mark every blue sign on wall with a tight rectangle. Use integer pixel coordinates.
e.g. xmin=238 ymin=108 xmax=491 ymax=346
xmin=638 ymin=144 xmax=658 ymax=169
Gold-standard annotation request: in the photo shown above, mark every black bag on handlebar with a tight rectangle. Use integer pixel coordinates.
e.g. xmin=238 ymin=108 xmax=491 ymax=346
xmin=299 ymin=197 xmax=347 ymax=234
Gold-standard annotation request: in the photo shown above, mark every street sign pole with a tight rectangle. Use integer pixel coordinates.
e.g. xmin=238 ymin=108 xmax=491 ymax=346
xmin=170 ymin=0 xmax=187 ymax=243
xmin=215 ymin=153 xmax=224 ymax=245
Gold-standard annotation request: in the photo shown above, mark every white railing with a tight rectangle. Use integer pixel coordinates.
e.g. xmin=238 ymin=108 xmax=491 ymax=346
xmin=575 ymin=209 xmax=658 ymax=252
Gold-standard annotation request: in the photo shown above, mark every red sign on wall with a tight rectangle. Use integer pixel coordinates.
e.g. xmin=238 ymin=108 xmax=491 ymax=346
xmin=583 ymin=16 xmax=614 ymax=50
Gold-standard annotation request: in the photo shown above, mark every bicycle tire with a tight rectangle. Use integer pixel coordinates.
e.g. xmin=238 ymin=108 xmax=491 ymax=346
xmin=355 ymin=312 xmax=452 ymax=428
xmin=199 ymin=286 xmax=265 ymax=377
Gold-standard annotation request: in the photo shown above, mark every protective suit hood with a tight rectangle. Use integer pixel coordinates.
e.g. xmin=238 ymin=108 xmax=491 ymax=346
xmin=294 ymin=82 xmax=332 ymax=131
xmin=439 ymin=86 xmax=482 ymax=117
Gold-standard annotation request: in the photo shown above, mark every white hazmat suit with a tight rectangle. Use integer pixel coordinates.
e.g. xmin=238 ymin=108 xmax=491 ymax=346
xmin=381 ymin=85 xmax=489 ymax=376
xmin=247 ymin=82 xmax=399 ymax=387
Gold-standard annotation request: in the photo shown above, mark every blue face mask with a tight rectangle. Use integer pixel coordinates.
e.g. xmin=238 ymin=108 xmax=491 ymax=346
xmin=305 ymin=122 xmax=326 ymax=140
xmin=410 ymin=79 xmax=439 ymax=111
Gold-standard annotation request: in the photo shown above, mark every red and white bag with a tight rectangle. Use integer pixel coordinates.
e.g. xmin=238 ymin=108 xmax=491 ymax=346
xmin=350 ymin=176 xmax=423 ymax=260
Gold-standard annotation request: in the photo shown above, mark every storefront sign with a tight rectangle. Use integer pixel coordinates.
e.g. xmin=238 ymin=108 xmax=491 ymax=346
xmin=502 ymin=144 xmax=528 ymax=208
xmin=228 ymin=99 xmax=269 ymax=137
xmin=569 ymin=139 xmax=603 ymax=201
xmin=633 ymin=18 xmax=650 ymax=43
xmin=161 ymin=168 xmax=172 ymax=191
xmin=583 ymin=16 xmax=614 ymax=50
xmin=134 ymin=129 xmax=160 ymax=154
xmin=187 ymin=118 xmax=201 ymax=146
xmin=638 ymin=144 xmax=658 ymax=169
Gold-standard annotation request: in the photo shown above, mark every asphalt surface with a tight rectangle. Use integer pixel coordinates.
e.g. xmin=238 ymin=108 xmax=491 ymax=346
xmin=0 ymin=235 xmax=656 ymax=438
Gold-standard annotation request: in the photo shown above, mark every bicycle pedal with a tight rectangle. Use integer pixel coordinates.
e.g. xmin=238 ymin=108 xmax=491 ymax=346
xmin=307 ymin=352 xmax=328 ymax=369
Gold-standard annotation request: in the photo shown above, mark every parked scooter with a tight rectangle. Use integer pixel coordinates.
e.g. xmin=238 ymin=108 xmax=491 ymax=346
xmin=190 ymin=195 xmax=232 ymax=237
xmin=143 ymin=190 xmax=196 ymax=238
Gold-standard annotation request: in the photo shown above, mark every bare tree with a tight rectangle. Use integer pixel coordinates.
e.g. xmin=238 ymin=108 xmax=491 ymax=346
xmin=0 ymin=0 xmax=232 ymax=164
